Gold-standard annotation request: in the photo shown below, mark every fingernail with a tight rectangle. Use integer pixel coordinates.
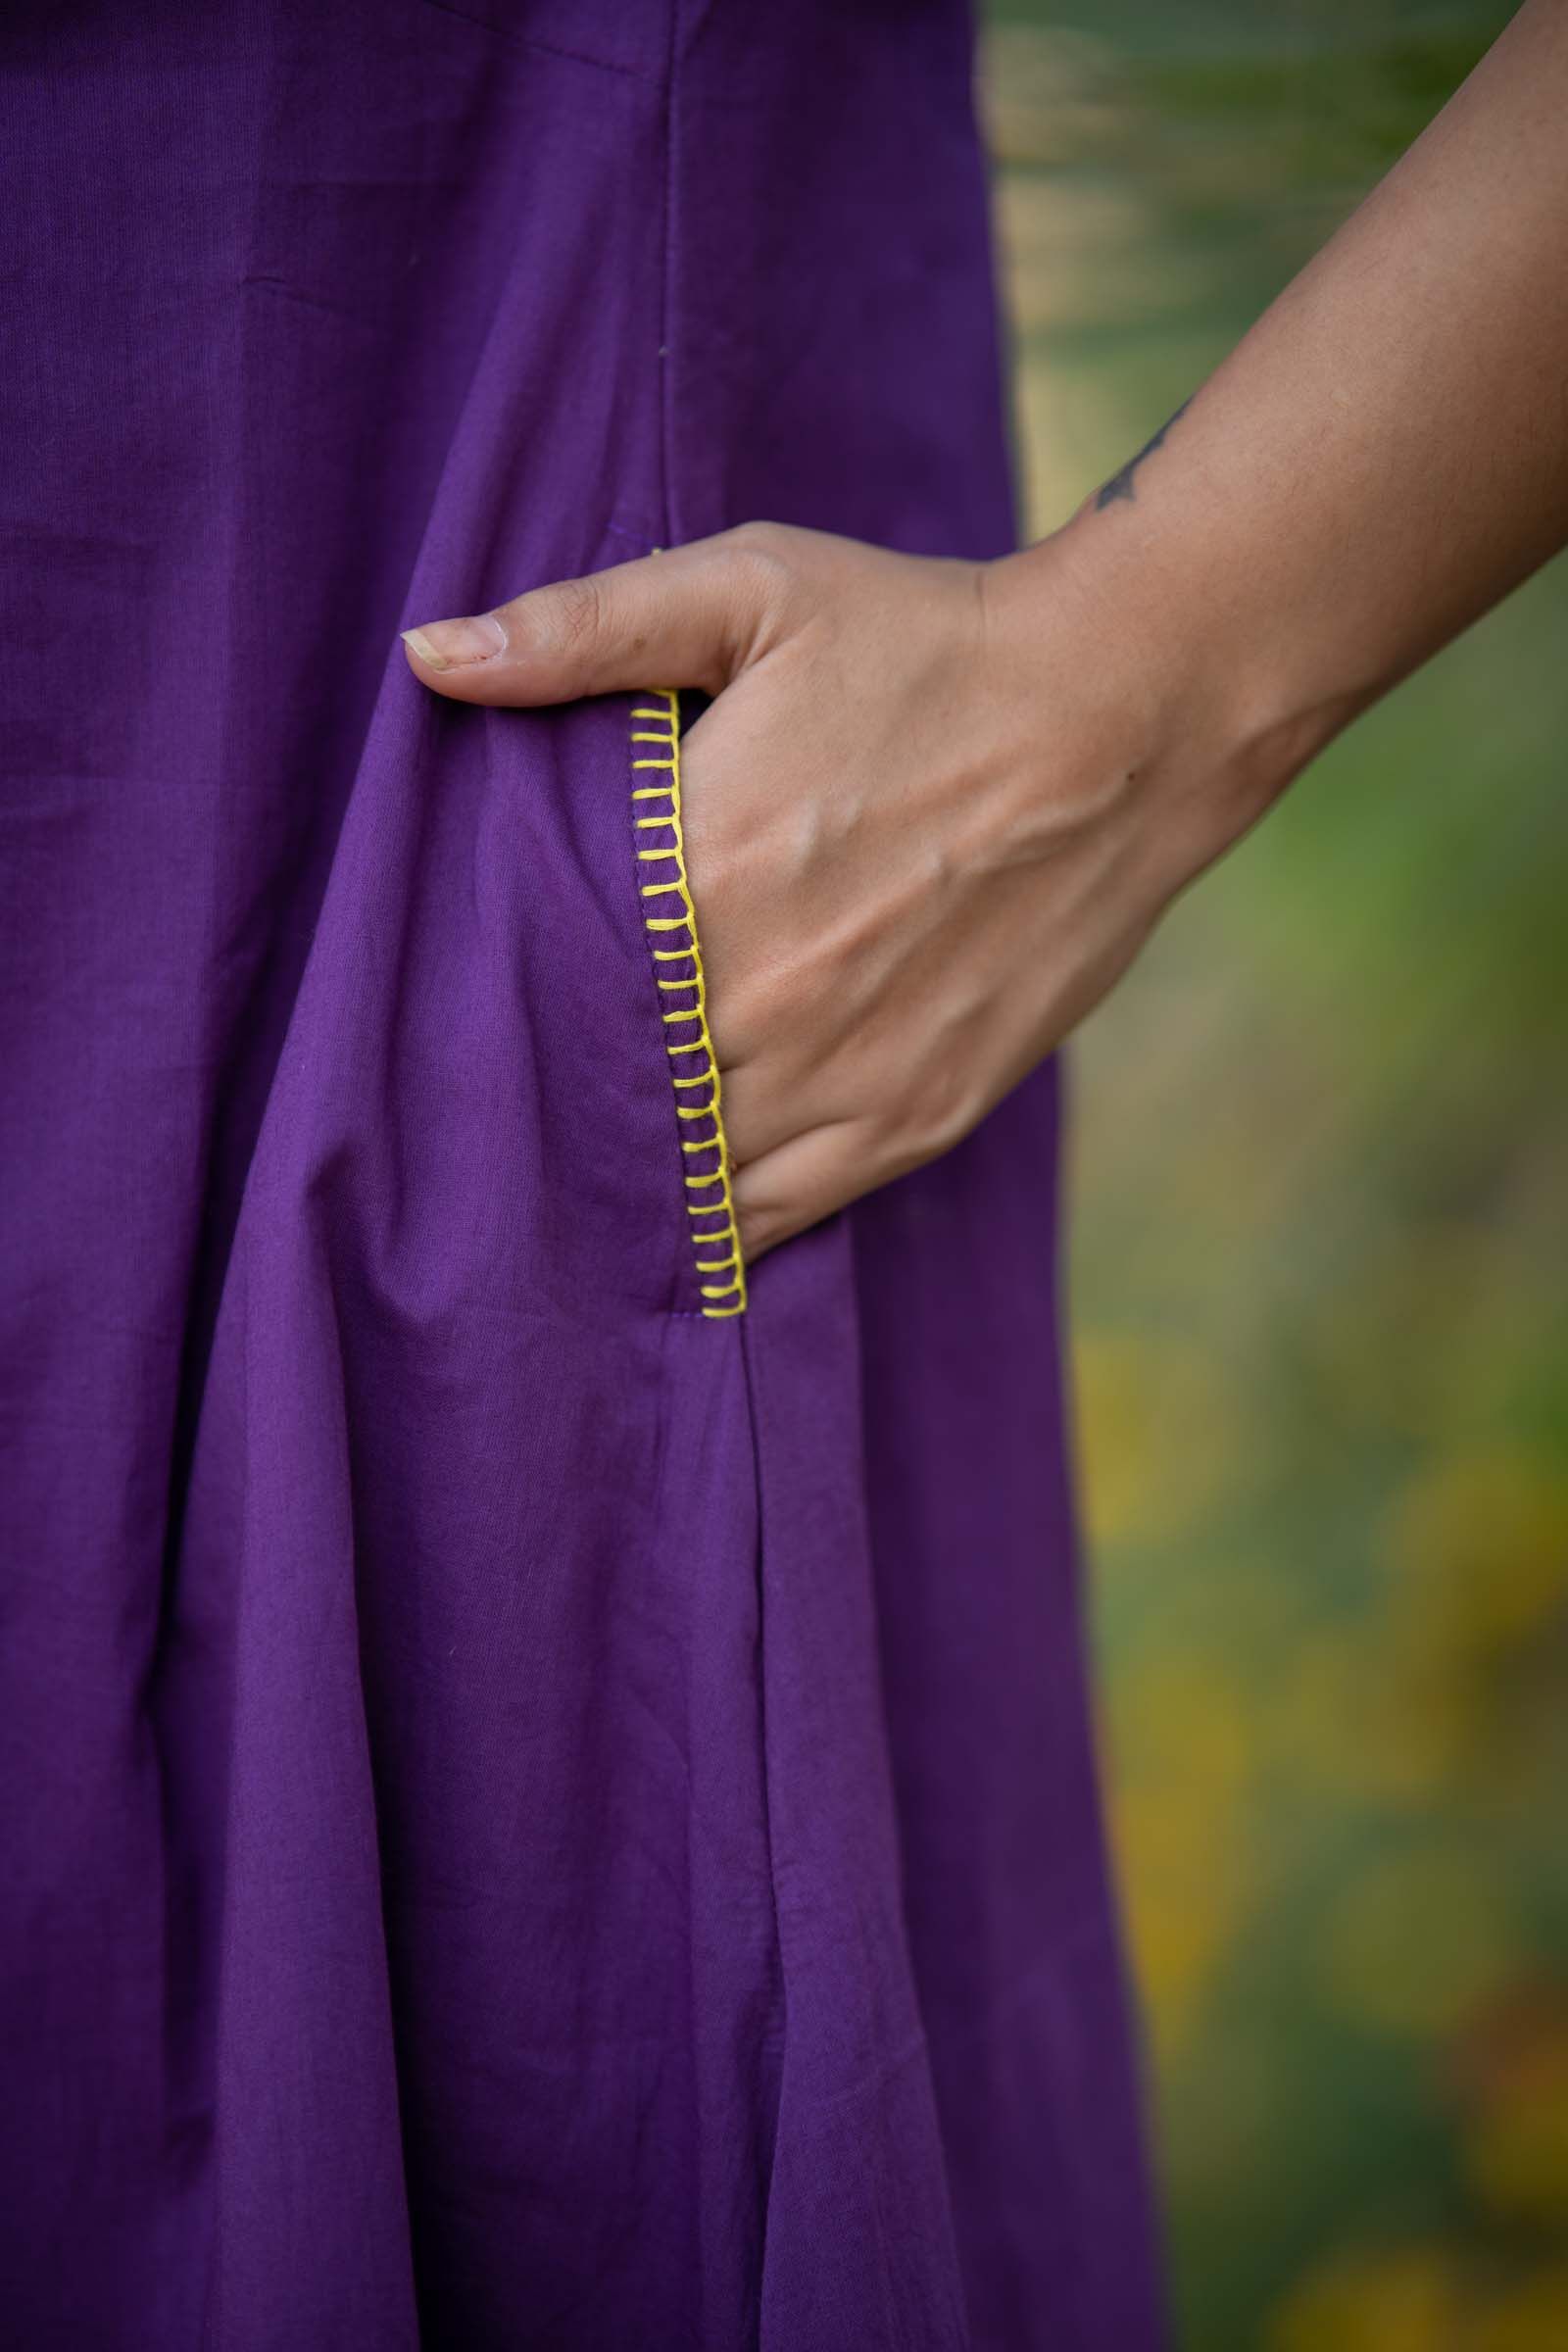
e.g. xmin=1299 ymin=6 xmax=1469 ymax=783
xmin=401 ymin=612 xmax=508 ymax=670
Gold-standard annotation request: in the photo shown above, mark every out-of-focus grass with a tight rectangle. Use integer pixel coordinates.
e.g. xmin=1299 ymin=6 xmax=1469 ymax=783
xmin=981 ymin=6 xmax=1568 ymax=2345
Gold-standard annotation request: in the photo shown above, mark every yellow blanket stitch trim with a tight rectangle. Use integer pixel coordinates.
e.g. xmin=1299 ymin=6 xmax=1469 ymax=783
xmin=629 ymin=690 xmax=747 ymax=1317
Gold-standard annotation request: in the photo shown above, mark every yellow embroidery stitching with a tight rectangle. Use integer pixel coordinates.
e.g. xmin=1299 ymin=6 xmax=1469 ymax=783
xmin=629 ymin=688 xmax=747 ymax=1318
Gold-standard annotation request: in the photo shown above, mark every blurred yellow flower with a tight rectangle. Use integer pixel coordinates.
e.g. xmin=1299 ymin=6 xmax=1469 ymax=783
xmin=1466 ymin=2267 xmax=1568 ymax=2352
xmin=1318 ymin=1846 xmax=1525 ymax=2036
xmin=1364 ymin=1447 xmax=1568 ymax=1796
xmin=1106 ymin=1656 xmax=1255 ymax=2055
xmin=1072 ymin=1330 xmax=1244 ymax=1547
xmin=1267 ymin=2245 xmax=1464 ymax=2352
xmin=1466 ymin=2049 xmax=1568 ymax=2227
xmin=1383 ymin=1447 xmax=1568 ymax=1667
xmin=1267 ymin=1622 xmax=1505 ymax=1807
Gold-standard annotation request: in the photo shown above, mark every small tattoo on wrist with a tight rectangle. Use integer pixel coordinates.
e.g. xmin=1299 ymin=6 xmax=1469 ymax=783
xmin=1095 ymin=398 xmax=1192 ymax=509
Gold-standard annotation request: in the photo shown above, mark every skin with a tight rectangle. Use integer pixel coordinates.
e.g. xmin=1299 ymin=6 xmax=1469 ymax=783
xmin=401 ymin=0 xmax=1568 ymax=1265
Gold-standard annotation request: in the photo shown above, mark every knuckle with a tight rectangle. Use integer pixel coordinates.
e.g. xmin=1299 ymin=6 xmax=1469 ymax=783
xmin=725 ymin=517 xmax=788 ymax=558
xmin=721 ymin=520 xmax=799 ymax=604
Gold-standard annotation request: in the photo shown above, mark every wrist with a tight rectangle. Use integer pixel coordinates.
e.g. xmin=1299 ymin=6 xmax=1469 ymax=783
xmin=985 ymin=508 xmax=1367 ymax=893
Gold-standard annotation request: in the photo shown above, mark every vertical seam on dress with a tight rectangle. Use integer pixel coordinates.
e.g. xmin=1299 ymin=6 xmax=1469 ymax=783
xmin=658 ymin=0 xmax=681 ymax=550
xmin=640 ymin=14 xmax=744 ymax=1316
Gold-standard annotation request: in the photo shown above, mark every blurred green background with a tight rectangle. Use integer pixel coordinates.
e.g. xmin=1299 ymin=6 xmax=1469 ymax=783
xmin=979 ymin=4 xmax=1568 ymax=2345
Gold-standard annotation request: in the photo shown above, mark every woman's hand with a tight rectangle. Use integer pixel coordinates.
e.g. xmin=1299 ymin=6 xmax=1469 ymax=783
xmin=401 ymin=520 xmax=1290 ymax=1260
xmin=399 ymin=0 xmax=1568 ymax=1264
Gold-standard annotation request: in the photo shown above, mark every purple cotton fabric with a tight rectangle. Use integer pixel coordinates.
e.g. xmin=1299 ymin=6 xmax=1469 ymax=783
xmin=0 ymin=3 xmax=1167 ymax=2344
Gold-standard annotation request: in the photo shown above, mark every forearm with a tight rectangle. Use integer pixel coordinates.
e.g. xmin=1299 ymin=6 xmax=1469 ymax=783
xmin=998 ymin=0 xmax=1568 ymax=836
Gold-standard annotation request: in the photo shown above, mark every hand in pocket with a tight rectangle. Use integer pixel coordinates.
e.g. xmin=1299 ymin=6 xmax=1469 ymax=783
xmin=401 ymin=521 xmax=1282 ymax=1259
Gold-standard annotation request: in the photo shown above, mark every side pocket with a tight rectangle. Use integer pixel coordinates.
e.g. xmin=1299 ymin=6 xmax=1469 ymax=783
xmin=628 ymin=690 xmax=747 ymax=1319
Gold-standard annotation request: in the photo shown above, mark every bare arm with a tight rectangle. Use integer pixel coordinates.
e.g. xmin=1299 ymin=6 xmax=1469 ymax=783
xmin=401 ymin=0 xmax=1568 ymax=1258
xmin=1013 ymin=0 xmax=1568 ymax=855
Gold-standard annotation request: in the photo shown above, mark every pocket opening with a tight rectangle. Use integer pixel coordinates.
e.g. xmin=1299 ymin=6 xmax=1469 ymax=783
xmin=629 ymin=689 xmax=747 ymax=1318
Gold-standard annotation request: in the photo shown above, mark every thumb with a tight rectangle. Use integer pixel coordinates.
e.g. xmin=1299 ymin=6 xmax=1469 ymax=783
xmin=398 ymin=526 xmax=790 ymax=706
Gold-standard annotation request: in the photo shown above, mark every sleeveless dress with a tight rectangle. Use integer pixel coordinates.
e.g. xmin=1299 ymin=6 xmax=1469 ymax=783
xmin=0 ymin=3 xmax=1167 ymax=2344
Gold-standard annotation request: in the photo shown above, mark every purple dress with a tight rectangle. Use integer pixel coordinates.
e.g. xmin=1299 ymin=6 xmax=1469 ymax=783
xmin=0 ymin=3 xmax=1166 ymax=2343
